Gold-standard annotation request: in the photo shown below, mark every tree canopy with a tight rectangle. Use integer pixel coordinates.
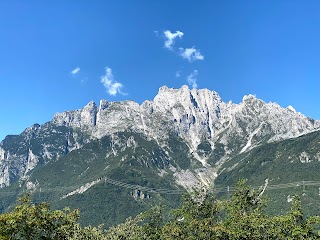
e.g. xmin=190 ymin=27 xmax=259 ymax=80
xmin=0 ymin=180 xmax=319 ymax=239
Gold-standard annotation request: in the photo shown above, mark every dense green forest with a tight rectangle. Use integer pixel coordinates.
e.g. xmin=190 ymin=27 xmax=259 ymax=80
xmin=0 ymin=180 xmax=319 ymax=239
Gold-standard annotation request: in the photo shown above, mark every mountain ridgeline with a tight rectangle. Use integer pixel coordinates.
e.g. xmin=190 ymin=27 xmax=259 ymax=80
xmin=0 ymin=85 xmax=319 ymax=226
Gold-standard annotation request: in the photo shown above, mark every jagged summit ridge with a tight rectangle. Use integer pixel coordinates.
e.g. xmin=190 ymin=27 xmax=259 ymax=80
xmin=24 ymin=85 xmax=320 ymax=157
xmin=52 ymin=101 xmax=98 ymax=128
xmin=0 ymin=85 xmax=319 ymax=188
xmin=50 ymin=85 xmax=318 ymax=149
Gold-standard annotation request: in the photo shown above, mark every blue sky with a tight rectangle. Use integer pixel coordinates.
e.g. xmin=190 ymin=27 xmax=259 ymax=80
xmin=1 ymin=1 xmax=320 ymax=141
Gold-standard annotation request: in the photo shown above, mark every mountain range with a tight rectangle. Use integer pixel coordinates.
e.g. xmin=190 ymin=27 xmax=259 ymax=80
xmin=0 ymin=85 xmax=319 ymax=226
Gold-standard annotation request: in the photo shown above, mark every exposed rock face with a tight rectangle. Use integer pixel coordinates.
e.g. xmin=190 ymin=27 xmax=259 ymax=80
xmin=50 ymin=85 xmax=318 ymax=153
xmin=0 ymin=163 xmax=9 ymax=187
xmin=152 ymin=86 xmax=229 ymax=149
xmin=0 ymin=85 xmax=318 ymax=188
xmin=52 ymin=101 xmax=98 ymax=129
xmin=0 ymin=122 xmax=89 ymax=187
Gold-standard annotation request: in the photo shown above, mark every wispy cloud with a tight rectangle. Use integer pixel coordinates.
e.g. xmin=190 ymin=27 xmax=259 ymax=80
xmin=161 ymin=30 xmax=204 ymax=62
xmin=100 ymin=67 xmax=125 ymax=96
xmin=164 ymin=30 xmax=184 ymax=49
xmin=187 ymin=70 xmax=198 ymax=89
xmin=179 ymin=47 xmax=204 ymax=62
xmin=71 ymin=67 xmax=80 ymax=75
xmin=176 ymin=71 xmax=181 ymax=78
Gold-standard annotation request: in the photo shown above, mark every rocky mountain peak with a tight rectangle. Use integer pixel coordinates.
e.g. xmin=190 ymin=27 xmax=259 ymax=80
xmin=286 ymin=105 xmax=297 ymax=113
xmin=0 ymin=85 xmax=319 ymax=188
xmin=242 ymin=94 xmax=258 ymax=101
xmin=99 ymin=99 xmax=109 ymax=111
xmin=241 ymin=94 xmax=264 ymax=109
xmin=83 ymin=101 xmax=97 ymax=111
xmin=49 ymin=85 xmax=318 ymax=153
xmin=154 ymin=85 xmax=221 ymax=110
xmin=52 ymin=100 xmax=97 ymax=129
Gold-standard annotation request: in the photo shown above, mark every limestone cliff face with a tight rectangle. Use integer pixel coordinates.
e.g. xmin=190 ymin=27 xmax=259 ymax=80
xmin=49 ymin=85 xmax=318 ymax=153
xmin=52 ymin=101 xmax=98 ymax=129
xmin=0 ymin=85 xmax=318 ymax=188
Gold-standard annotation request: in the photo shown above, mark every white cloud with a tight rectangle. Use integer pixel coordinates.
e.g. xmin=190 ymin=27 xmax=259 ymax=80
xmin=100 ymin=67 xmax=125 ymax=96
xmin=164 ymin=30 xmax=184 ymax=49
xmin=179 ymin=47 xmax=204 ymax=62
xmin=175 ymin=71 xmax=181 ymax=78
xmin=187 ymin=70 xmax=198 ymax=89
xmin=153 ymin=30 xmax=159 ymax=37
xmin=71 ymin=67 xmax=80 ymax=75
xmin=161 ymin=30 xmax=204 ymax=64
